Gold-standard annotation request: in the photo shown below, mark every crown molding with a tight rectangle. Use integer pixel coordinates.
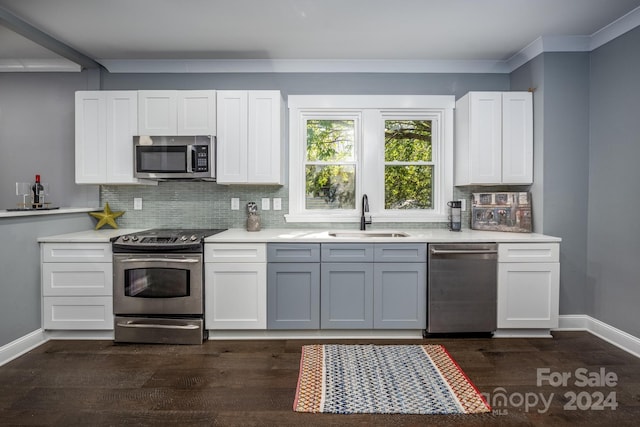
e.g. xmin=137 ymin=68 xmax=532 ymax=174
xmin=508 ymin=5 xmax=640 ymax=71
xmin=507 ymin=35 xmax=591 ymax=71
xmin=0 ymin=58 xmax=81 ymax=72
xmin=591 ymin=4 xmax=640 ymax=50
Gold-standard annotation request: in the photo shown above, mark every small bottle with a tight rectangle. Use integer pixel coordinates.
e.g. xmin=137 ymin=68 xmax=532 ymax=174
xmin=31 ymin=174 xmax=44 ymax=207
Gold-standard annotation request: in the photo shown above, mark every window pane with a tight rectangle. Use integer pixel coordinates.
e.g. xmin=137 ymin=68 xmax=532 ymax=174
xmin=384 ymin=120 xmax=432 ymax=162
xmin=306 ymin=120 xmax=355 ymax=162
xmin=385 ymin=165 xmax=433 ymax=209
xmin=305 ymin=165 xmax=355 ymax=209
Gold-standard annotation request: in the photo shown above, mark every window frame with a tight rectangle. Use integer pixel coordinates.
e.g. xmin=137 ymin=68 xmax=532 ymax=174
xmin=286 ymin=95 xmax=454 ymax=224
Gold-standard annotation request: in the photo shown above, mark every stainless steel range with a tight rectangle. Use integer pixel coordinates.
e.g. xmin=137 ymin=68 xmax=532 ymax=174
xmin=111 ymin=228 xmax=226 ymax=344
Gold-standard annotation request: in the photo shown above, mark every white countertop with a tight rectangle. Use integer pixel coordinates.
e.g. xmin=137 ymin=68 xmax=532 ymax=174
xmin=36 ymin=227 xmax=561 ymax=244
xmin=0 ymin=207 xmax=98 ymax=219
xmin=205 ymin=228 xmax=561 ymax=243
xmin=38 ymin=228 xmax=146 ymax=243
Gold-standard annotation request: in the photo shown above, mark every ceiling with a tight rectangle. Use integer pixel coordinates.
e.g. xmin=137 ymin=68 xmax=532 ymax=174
xmin=1 ymin=0 xmax=640 ymax=73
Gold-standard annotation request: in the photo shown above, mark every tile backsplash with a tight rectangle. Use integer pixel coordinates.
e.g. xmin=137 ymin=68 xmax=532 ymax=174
xmin=100 ymin=182 xmax=528 ymax=230
xmin=101 ymin=183 xmax=288 ymax=229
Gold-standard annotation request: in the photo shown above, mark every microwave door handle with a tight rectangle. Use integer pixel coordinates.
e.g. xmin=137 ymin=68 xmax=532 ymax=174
xmin=186 ymin=145 xmax=194 ymax=173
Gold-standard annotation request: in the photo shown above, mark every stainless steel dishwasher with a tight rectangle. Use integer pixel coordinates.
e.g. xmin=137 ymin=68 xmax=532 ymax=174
xmin=427 ymin=243 xmax=498 ymax=334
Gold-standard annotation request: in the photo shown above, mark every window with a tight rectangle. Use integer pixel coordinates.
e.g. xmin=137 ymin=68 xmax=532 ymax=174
xmin=287 ymin=95 xmax=454 ymax=223
xmin=384 ymin=119 xmax=433 ymax=210
xmin=305 ymin=118 xmax=357 ymax=210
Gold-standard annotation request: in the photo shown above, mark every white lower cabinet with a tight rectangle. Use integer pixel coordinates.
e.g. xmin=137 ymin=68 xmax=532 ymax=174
xmin=204 ymin=244 xmax=267 ymax=329
xmin=41 ymin=243 xmax=114 ymax=330
xmin=497 ymin=243 xmax=560 ymax=330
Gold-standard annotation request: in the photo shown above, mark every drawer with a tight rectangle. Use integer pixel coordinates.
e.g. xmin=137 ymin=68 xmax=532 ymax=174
xmin=321 ymin=244 xmax=374 ymax=262
xmin=42 ymin=263 xmax=112 ymax=296
xmin=42 ymin=243 xmax=112 ymax=263
xmin=374 ymin=244 xmax=427 ymax=263
xmin=267 ymin=244 xmax=320 ymax=263
xmin=498 ymin=243 xmax=559 ymax=263
xmin=43 ymin=296 xmax=114 ymax=330
xmin=205 ymin=243 xmax=266 ymax=263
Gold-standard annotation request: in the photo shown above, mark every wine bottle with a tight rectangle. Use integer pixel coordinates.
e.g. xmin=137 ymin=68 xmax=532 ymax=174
xmin=32 ymin=174 xmax=44 ymax=206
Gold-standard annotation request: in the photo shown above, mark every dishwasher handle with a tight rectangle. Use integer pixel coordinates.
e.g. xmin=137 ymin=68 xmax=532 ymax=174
xmin=430 ymin=248 xmax=498 ymax=255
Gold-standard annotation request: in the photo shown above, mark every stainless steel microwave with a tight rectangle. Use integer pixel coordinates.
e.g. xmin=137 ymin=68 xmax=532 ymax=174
xmin=134 ymin=135 xmax=215 ymax=180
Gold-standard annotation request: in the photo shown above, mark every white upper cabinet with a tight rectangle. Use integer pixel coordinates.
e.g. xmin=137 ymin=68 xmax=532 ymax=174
xmin=216 ymin=90 xmax=284 ymax=185
xmin=138 ymin=90 xmax=216 ymax=135
xmin=75 ymin=91 xmax=149 ymax=184
xmin=455 ymin=91 xmax=533 ymax=185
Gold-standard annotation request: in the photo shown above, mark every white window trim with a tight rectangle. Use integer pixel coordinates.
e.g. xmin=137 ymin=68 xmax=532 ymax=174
xmin=286 ymin=95 xmax=455 ymax=224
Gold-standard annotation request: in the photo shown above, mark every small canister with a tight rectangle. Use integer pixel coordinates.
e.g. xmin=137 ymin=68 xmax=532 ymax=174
xmin=246 ymin=202 xmax=261 ymax=232
xmin=447 ymin=200 xmax=462 ymax=231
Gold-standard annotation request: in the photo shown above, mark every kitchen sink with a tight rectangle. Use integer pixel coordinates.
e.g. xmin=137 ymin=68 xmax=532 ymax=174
xmin=327 ymin=231 xmax=410 ymax=238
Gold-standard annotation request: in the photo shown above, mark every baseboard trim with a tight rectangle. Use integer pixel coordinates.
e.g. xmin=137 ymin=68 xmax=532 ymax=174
xmin=0 ymin=329 xmax=48 ymax=367
xmin=43 ymin=330 xmax=114 ymax=340
xmin=557 ymin=315 xmax=640 ymax=359
xmin=208 ymin=329 xmax=423 ymax=340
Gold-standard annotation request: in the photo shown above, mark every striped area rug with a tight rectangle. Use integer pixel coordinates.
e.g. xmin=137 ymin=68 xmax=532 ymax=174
xmin=293 ymin=344 xmax=491 ymax=414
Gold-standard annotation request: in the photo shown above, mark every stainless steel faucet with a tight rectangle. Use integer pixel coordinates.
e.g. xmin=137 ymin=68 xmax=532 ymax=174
xmin=360 ymin=194 xmax=372 ymax=231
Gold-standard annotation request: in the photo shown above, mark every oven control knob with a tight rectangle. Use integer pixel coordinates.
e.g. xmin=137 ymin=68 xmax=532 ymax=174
xmin=131 ymin=236 xmax=139 ymax=241
xmin=190 ymin=235 xmax=198 ymax=241
xmin=180 ymin=235 xmax=188 ymax=241
xmin=122 ymin=236 xmax=129 ymax=241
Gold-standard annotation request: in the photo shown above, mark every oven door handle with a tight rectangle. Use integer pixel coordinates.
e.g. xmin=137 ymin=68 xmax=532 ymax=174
xmin=118 ymin=258 xmax=200 ymax=264
xmin=116 ymin=321 xmax=200 ymax=330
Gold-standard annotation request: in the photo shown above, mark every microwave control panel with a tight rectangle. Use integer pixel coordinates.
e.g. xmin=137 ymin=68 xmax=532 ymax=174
xmin=194 ymin=145 xmax=209 ymax=172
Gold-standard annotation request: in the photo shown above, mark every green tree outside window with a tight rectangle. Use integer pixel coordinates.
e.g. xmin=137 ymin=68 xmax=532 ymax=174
xmin=384 ymin=120 xmax=433 ymax=209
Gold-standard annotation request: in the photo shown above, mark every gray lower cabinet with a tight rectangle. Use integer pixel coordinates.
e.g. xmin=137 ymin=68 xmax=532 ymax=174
xmin=373 ymin=263 xmax=427 ymax=329
xmin=267 ymin=244 xmax=320 ymax=329
xmin=321 ymin=263 xmax=374 ymax=329
xmin=267 ymin=242 xmax=426 ymax=330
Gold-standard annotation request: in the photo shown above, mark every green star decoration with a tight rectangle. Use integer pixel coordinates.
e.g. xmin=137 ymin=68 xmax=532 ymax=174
xmin=89 ymin=202 xmax=124 ymax=229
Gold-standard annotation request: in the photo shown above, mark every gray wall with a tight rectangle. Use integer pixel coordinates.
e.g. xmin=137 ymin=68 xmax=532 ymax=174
xmin=510 ymin=55 xmax=545 ymax=233
xmin=0 ymin=72 xmax=100 ymax=211
xmin=510 ymin=53 xmax=591 ymax=316
xmin=0 ymin=214 xmax=94 ymax=346
xmin=102 ymin=72 xmax=509 ymax=96
xmin=588 ymin=27 xmax=640 ymax=337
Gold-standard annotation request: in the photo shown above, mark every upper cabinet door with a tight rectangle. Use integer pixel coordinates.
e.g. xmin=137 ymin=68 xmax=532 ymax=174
xmin=76 ymin=91 xmax=151 ymax=185
xmin=105 ymin=92 xmax=139 ymax=183
xmin=177 ymin=91 xmax=216 ymax=135
xmin=468 ymin=92 xmax=503 ymax=184
xmin=247 ymin=91 xmax=283 ymax=184
xmin=139 ymin=90 xmax=216 ymax=136
xmin=138 ymin=91 xmax=178 ymax=135
xmin=502 ymin=92 xmax=533 ymax=184
xmin=216 ymin=91 xmax=249 ymax=183
xmin=455 ymin=91 xmax=533 ymax=186
xmin=217 ymin=90 xmax=283 ymax=185
xmin=75 ymin=92 xmax=107 ymax=183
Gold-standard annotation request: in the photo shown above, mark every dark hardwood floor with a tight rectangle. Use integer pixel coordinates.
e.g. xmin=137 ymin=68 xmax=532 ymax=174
xmin=0 ymin=331 xmax=639 ymax=426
